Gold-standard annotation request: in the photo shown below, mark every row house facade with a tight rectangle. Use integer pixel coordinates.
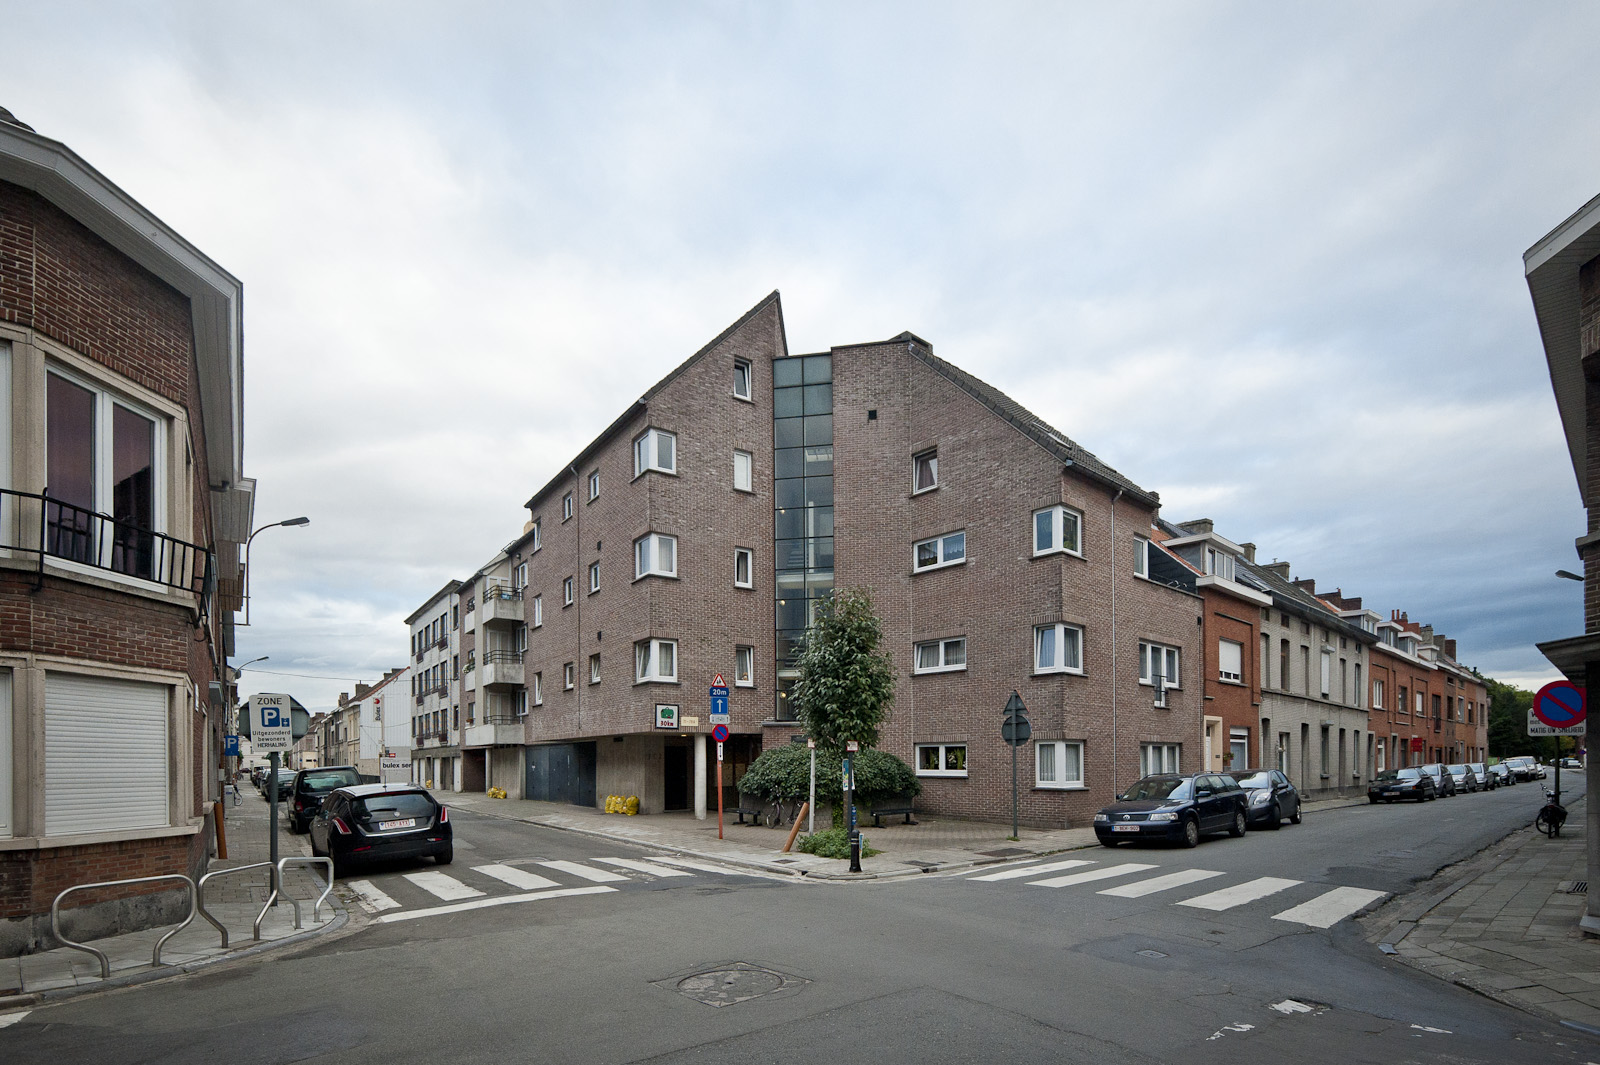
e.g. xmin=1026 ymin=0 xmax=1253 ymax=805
xmin=407 ymin=582 xmax=462 ymax=791
xmin=317 ymin=668 xmax=406 ymax=778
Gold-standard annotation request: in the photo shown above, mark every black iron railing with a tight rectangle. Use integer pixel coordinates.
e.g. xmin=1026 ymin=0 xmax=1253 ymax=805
xmin=484 ymin=649 xmax=523 ymax=665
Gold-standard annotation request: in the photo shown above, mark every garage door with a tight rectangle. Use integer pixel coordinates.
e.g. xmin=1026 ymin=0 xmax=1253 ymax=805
xmin=45 ymin=672 xmax=169 ymax=836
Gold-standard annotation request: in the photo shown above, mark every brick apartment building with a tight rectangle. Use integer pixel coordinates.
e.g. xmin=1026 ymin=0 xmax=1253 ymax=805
xmin=0 ymin=107 xmax=253 ymax=954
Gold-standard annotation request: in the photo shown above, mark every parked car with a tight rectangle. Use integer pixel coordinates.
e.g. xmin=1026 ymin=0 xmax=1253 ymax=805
xmin=249 ymin=766 xmax=266 ymax=789
xmin=1446 ymin=764 xmax=1480 ymax=793
xmin=288 ymin=766 xmax=364 ymax=833
xmin=1503 ymin=756 xmax=1542 ymax=782
xmin=1561 ymin=757 xmax=1584 ymax=770
xmin=1419 ymin=764 xmax=1457 ymax=797
xmin=1486 ymin=762 xmax=1515 ymax=787
xmin=265 ymin=768 xmax=296 ymax=801
xmin=1468 ymin=762 xmax=1497 ymax=790
xmin=1093 ymin=773 xmax=1248 ymax=848
xmin=1224 ymin=767 xmax=1302 ymax=829
xmin=1368 ymin=767 xmax=1438 ymax=803
xmin=309 ymin=782 xmax=452 ymax=875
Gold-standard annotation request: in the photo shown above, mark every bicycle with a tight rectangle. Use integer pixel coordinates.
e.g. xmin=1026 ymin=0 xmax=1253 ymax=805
xmin=1536 ymin=786 xmax=1567 ymax=837
xmin=763 ymin=798 xmax=803 ymax=828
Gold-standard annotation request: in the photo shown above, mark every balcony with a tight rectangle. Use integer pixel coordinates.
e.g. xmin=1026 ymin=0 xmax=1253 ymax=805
xmin=480 ymin=649 xmax=525 ymax=688
xmin=479 ymin=582 xmax=524 ymax=626
xmin=464 ymin=710 xmax=524 ymax=748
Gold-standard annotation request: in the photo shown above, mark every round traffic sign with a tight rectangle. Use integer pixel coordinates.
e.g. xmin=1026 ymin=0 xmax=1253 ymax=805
xmin=1534 ymin=681 xmax=1587 ymax=728
xmin=711 ymin=723 xmax=729 ymax=743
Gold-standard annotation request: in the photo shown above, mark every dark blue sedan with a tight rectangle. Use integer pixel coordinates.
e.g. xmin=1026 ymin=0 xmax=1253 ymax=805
xmin=1093 ymin=773 xmax=1249 ymax=848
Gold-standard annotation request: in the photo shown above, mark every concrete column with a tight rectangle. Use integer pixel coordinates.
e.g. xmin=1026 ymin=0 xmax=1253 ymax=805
xmin=693 ymin=733 xmax=707 ymax=820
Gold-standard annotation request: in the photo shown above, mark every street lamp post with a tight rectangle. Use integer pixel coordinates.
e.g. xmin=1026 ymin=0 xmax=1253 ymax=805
xmin=241 ymin=517 xmax=309 ymax=626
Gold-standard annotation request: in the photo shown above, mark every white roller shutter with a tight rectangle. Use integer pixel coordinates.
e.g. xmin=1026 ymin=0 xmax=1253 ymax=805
xmin=46 ymin=673 xmax=169 ymax=836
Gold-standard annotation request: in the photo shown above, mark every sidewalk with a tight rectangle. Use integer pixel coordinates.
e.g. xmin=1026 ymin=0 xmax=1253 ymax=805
xmin=0 ymin=787 xmax=345 ymax=1006
xmin=1367 ymin=795 xmax=1600 ymax=1032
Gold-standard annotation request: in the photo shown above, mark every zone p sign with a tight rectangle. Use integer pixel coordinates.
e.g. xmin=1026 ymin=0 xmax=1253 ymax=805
xmin=251 ymin=693 xmax=293 ymax=752
xmin=1530 ymin=681 xmax=1587 ymax=737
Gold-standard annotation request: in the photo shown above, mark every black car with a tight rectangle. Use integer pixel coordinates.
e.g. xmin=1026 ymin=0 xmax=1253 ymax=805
xmin=1419 ymin=763 xmax=1457 ymax=797
xmin=288 ymin=766 xmax=363 ymax=833
xmin=264 ymin=768 xmax=295 ymax=801
xmin=310 ymin=783 xmax=452 ymax=875
xmin=1225 ymin=767 xmax=1302 ymax=829
xmin=1367 ymin=767 xmax=1437 ymax=803
xmin=1093 ymin=773 xmax=1248 ymax=848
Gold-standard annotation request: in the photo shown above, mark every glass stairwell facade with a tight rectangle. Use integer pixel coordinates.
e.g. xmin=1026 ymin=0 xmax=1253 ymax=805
xmin=772 ymin=353 xmax=833 ymax=720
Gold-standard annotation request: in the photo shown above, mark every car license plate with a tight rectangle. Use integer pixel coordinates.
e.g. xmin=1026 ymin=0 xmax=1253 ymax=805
xmin=378 ymin=818 xmax=416 ymax=830
xmin=1112 ymin=824 xmax=1140 ymax=832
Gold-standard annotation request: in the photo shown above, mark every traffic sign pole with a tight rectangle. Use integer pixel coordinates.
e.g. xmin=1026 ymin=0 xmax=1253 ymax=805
xmin=716 ymin=740 xmax=725 ymax=840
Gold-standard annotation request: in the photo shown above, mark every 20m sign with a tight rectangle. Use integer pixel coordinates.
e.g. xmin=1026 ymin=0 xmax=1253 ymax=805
xmin=1529 ymin=681 xmax=1587 ymax=737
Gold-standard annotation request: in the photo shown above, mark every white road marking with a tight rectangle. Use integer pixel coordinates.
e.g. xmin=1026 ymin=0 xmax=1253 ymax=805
xmin=1177 ymin=876 xmax=1302 ymax=911
xmin=403 ymin=871 xmax=486 ymax=900
xmin=644 ymin=855 xmax=749 ymax=876
xmin=594 ymin=857 xmax=694 ymax=877
xmin=969 ymin=859 xmax=1094 ymax=882
xmin=474 ymin=864 xmax=562 ymax=891
xmin=373 ymin=885 xmax=616 ymax=923
xmin=1272 ymin=886 xmax=1389 ymax=928
xmin=1409 ymin=1024 xmax=1452 ymax=1034
xmin=0 ymin=1011 xmax=30 ymax=1030
xmin=537 ymin=860 xmax=630 ymax=883
xmin=1270 ymin=999 xmax=1316 ymax=1014
xmin=1207 ymin=1023 xmax=1255 ymax=1041
xmin=1097 ymin=868 xmax=1224 ymax=898
xmin=1029 ymin=863 xmax=1157 ymax=888
xmin=346 ymin=879 xmax=400 ymax=912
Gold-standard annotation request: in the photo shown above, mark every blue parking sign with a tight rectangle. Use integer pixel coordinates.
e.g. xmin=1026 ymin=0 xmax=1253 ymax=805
xmin=224 ymin=735 xmax=239 ymax=757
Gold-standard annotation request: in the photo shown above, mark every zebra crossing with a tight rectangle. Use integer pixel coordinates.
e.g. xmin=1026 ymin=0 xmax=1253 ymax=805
xmin=966 ymin=858 xmax=1387 ymax=928
xmin=342 ymin=854 xmax=751 ymax=924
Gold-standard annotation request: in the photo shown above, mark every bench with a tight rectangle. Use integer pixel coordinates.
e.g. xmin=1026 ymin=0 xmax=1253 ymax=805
xmin=869 ymin=795 xmax=916 ymax=827
xmin=733 ymin=795 xmax=766 ymax=825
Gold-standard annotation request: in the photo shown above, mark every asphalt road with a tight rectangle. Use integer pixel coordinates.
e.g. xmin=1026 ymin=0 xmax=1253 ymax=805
xmin=3 ymin=776 xmax=1593 ymax=1064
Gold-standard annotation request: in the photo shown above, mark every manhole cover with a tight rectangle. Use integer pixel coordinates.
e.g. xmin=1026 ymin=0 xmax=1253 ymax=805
xmin=655 ymin=962 xmax=809 ymax=1008
xmin=1136 ymin=949 xmax=1167 ymax=959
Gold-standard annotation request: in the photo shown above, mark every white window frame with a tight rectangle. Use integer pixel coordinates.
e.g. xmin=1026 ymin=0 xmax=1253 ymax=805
xmin=563 ymin=663 xmax=575 ymax=690
xmin=1033 ymin=623 xmax=1084 ymax=675
xmin=733 ymin=358 xmax=752 ymax=401
xmin=913 ymin=531 xmax=966 ymax=572
xmin=562 ymin=493 xmax=573 ymax=521
xmin=1204 ymin=546 xmax=1235 ymax=581
xmin=1320 ymin=650 xmax=1332 ymax=697
xmin=588 ymin=470 xmax=600 ymax=501
xmin=1139 ymin=642 xmax=1181 ymax=704
xmin=1218 ymin=639 xmax=1243 ymax=683
xmin=635 ymin=533 xmax=678 ymax=579
xmin=915 ymin=743 xmax=967 ymax=778
xmin=733 ymin=449 xmax=753 ymax=493
xmin=528 ymin=521 xmax=541 ymax=552
xmin=532 ymin=594 xmax=543 ymax=628
xmin=1133 ymin=535 xmax=1150 ymax=578
xmin=634 ymin=428 xmax=677 ymax=477
xmin=734 ymin=547 xmax=753 ymax=588
xmin=589 ymin=653 xmax=601 ymax=685
xmin=1035 ymin=740 xmax=1085 ymax=790
xmin=735 ymin=645 xmax=755 ymax=687
xmin=514 ymin=625 xmax=529 ymax=653
xmin=1032 ymin=505 xmax=1083 ymax=557
xmin=563 ymin=577 xmax=574 ymax=606
xmin=912 ymin=449 xmax=938 ymax=493
xmin=635 ymin=638 xmax=679 ymax=683
xmin=513 ymin=561 xmax=528 ymax=590
xmin=589 ymin=561 xmax=600 ymax=593
xmin=531 ymin=673 xmax=543 ymax=706
xmin=1140 ymin=742 xmax=1181 ymax=776
xmin=914 ymin=637 xmax=967 ymax=674
xmin=514 ymin=689 xmax=529 ymax=716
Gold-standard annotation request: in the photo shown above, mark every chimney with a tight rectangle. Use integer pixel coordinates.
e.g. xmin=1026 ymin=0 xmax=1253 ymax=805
xmin=355 ymin=683 xmax=372 ymax=699
xmin=1239 ymin=542 xmax=1257 ymax=563
xmin=1178 ymin=519 xmax=1215 ymax=536
xmin=1293 ymin=578 xmax=1317 ymax=595
xmin=1445 ymin=638 xmax=1457 ymax=659
xmin=1265 ymin=561 xmax=1291 ymax=580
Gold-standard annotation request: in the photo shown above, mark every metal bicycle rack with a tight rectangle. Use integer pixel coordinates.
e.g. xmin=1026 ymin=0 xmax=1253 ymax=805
xmin=51 ymin=874 xmax=198 ymax=980
xmin=268 ymin=857 xmax=334 ymax=931
xmin=196 ymin=862 xmax=275 ymax=948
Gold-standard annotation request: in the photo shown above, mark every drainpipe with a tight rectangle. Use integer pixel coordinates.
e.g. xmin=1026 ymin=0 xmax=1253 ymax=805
xmin=1110 ymin=488 xmax=1123 ymax=793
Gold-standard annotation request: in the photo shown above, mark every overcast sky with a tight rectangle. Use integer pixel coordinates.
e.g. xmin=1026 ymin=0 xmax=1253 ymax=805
xmin=5 ymin=3 xmax=1597 ymax=711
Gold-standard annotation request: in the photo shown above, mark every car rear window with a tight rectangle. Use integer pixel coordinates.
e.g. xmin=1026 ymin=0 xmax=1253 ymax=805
xmin=302 ymin=770 xmax=362 ymax=791
xmin=354 ymin=793 xmax=436 ymax=822
xmin=1119 ymin=777 xmax=1189 ymax=801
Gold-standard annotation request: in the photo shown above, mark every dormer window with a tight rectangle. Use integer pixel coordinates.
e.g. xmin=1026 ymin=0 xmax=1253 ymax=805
xmin=1204 ymin=546 xmax=1235 ymax=581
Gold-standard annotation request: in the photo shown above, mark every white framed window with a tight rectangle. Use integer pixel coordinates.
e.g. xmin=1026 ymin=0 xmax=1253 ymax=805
xmin=635 ymin=533 xmax=678 ymax=579
xmin=1140 ymin=742 xmax=1181 ymax=776
xmin=913 ymin=448 xmax=938 ymax=493
xmin=735 ymin=547 xmax=753 ymax=588
xmin=1035 ymin=740 xmax=1084 ymax=789
xmin=532 ymin=594 xmax=543 ymax=627
xmin=589 ymin=653 xmax=601 ymax=685
xmin=916 ymin=743 xmax=967 ymax=777
xmin=514 ymin=689 xmax=529 ymax=716
xmin=1320 ymin=650 xmax=1332 ymax=697
xmin=1375 ymin=739 xmax=1385 ymax=772
xmin=1133 ymin=535 xmax=1150 ymax=578
xmin=914 ymin=637 xmax=967 ymax=674
xmin=588 ymin=470 xmax=600 ymax=501
xmin=513 ymin=561 xmax=528 ymax=590
xmin=735 ymin=645 xmax=755 ymax=687
xmin=531 ymin=673 xmax=542 ymax=706
xmin=1139 ymin=641 xmax=1181 ymax=704
xmin=733 ymin=359 xmax=752 ymax=401
xmin=589 ymin=561 xmax=600 ymax=593
xmin=563 ymin=662 xmax=575 ymax=690
xmin=562 ymin=492 xmax=573 ymax=521
xmin=1372 ymin=678 xmax=1385 ymax=711
xmin=914 ymin=531 xmax=966 ymax=571
xmin=634 ymin=428 xmax=677 ymax=476
xmin=1204 ymin=546 xmax=1235 ymax=581
xmin=514 ymin=625 xmax=529 ymax=653
xmin=733 ymin=449 xmax=753 ymax=492
xmin=528 ymin=521 xmax=541 ymax=552
xmin=1218 ymin=639 xmax=1243 ymax=683
xmin=1032 ymin=505 xmax=1082 ymax=556
xmin=1033 ymin=623 xmax=1084 ymax=674
xmin=635 ymin=638 xmax=678 ymax=683
xmin=563 ymin=577 xmax=574 ymax=606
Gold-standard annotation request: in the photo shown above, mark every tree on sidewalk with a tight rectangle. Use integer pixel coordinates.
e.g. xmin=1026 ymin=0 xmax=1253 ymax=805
xmin=1487 ymin=677 xmax=1536 ymax=758
xmin=791 ymin=588 xmax=897 ymax=756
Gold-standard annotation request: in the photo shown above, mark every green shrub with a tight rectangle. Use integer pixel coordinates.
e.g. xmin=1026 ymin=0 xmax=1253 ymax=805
xmin=796 ymin=826 xmax=880 ymax=860
xmin=738 ymin=744 xmax=922 ymax=808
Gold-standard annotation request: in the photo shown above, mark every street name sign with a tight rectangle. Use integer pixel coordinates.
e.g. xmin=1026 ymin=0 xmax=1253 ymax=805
xmin=250 ymin=693 xmax=292 ymax=752
xmin=1530 ymin=681 xmax=1587 ymax=737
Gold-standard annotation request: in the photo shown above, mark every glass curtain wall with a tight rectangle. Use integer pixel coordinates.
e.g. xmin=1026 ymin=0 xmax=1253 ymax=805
xmin=773 ymin=354 xmax=833 ymax=720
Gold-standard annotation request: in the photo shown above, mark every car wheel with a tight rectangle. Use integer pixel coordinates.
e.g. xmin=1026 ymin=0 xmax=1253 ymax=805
xmin=1228 ymin=810 xmax=1247 ymax=838
xmin=1099 ymin=837 xmax=1118 ymax=848
xmin=1268 ymin=802 xmax=1284 ymax=827
xmin=1289 ymin=802 xmax=1302 ymax=824
xmin=1368 ymin=796 xmax=1379 ymax=805
xmin=1181 ymin=817 xmax=1201 ymax=848
xmin=435 ymin=845 xmax=454 ymax=866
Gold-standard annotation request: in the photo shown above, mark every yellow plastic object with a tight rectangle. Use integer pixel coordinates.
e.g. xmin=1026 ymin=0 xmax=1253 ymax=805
xmin=486 ymin=786 xmax=507 ymax=799
xmin=624 ymin=795 xmax=639 ymax=815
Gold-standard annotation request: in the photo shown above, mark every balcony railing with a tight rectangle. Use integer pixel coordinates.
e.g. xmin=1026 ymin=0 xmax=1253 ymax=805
xmin=483 ymin=581 xmax=522 ymax=602
xmin=484 ymin=649 xmax=523 ymax=665
xmin=4 ymin=488 xmax=212 ymax=603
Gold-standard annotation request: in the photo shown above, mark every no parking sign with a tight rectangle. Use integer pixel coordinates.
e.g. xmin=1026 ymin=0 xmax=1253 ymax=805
xmin=1530 ymin=681 xmax=1587 ymax=736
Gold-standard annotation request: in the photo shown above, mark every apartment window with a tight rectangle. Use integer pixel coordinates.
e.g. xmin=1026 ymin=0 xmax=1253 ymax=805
xmin=515 ymin=625 xmax=529 ymax=653
xmin=562 ymin=492 xmax=573 ymax=521
xmin=1140 ymin=743 xmax=1181 ymax=775
xmin=913 ymin=449 xmax=938 ymax=493
xmin=528 ymin=522 xmax=541 ymax=552
xmin=1033 ymin=505 xmax=1082 ymax=557
xmin=1414 ymin=690 xmax=1424 ymax=716
xmin=735 ymin=645 xmax=755 ymax=687
xmin=1035 ymin=741 xmax=1085 ymax=789
xmin=734 ymin=450 xmax=753 ymax=492
xmin=1034 ymin=624 xmax=1084 ymax=674
xmin=588 ymin=561 xmax=600 ymax=593
xmin=514 ymin=561 xmax=528 ymax=590
xmin=589 ymin=654 xmax=602 ymax=684
xmin=531 ymin=673 xmax=542 ymax=706
xmin=1398 ymin=685 xmax=1408 ymax=715
xmin=514 ymin=689 xmax=529 ymax=716
xmin=1320 ymin=652 xmax=1331 ymax=697
xmin=635 ymin=533 xmax=678 ymax=579
xmin=914 ymin=637 xmax=968 ymax=674
xmin=735 ymin=547 xmax=753 ymax=588
xmin=452 ymin=705 xmax=460 ymax=730
xmin=1204 ymin=546 xmax=1235 ymax=581
xmin=1373 ymin=678 xmax=1385 ymax=711
xmin=452 ymin=605 xmax=460 ymax=629
xmin=916 ymin=743 xmax=967 ymax=777
xmin=1133 ymin=535 xmax=1149 ymax=578
xmin=452 ymin=654 xmax=460 ymax=680
xmin=914 ymin=531 xmax=966 ymax=571
xmin=733 ymin=358 xmax=752 ymax=401
xmin=1352 ymin=663 xmax=1361 ymax=706
xmin=1139 ymin=642 xmax=1181 ymax=696
xmin=1260 ymin=634 xmax=1270 ymax=687
xmin=563 ymin=577 xmax=574 ymax=606
xmin=1301 ymin=647 xmax=1311 ymax=695
xmin=563 ymin=663 xmax=575 ymax=690
xmin=588 ymin=470 xmax=600 ymax=501
xmin=1218 ymin=639 xmax=1243 ymax=683
xmin=635 ymin=638 xmax=678 ymax=683
xmin=634 ymin=428 xmax=677 ymax=476
xmin=532 ymin=594 xmax=543 ymax=627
